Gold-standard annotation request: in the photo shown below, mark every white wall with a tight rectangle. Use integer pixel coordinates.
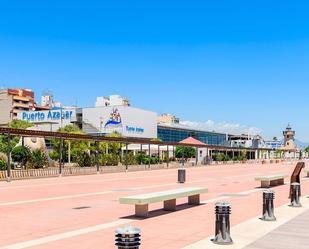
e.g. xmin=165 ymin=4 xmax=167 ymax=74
xmin=82 ymin=106 xmax=157 ymax=138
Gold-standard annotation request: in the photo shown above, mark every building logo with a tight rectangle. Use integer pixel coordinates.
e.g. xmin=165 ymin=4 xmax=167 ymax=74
xmin=104 ymin=108 xmax=122 ymax=128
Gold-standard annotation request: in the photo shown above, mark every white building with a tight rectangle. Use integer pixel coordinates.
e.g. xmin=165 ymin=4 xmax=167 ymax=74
xmin=95 ymin=95 xmax=130 ymax=107
xmin=82 ymin=106 xmax=157 ymax=139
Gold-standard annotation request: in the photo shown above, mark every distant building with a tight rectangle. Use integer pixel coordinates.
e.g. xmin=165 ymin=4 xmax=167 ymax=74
xmin=282 ymin=124 xmax=296 ymax=150
xmin=95 ymin=95 xmax=130 ymax=107
xmin=228 ymin=134 xmax=257 ymax=148
xmin=0 ymin=88 xmax=35 ymax=125
xmin=41 ymin=91 xmax=61 ymax=108
xmin=41 ymin=91 xmax=53 ymax=107
xmin=264 ymin=140 xmax=283 ymax=150
xmin=157 ymin=122 xmax=227 ymax=146
xmin=158 ymin=114 xmax=180 ymax=124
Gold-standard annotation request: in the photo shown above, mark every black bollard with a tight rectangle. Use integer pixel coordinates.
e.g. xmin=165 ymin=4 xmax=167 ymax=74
xmin=290 ymin=183 xmax=302 ymax=207
xmin=115 ymin=226 xmax=141 ymax=249
xmin=212 ymin=202 xmax=233 ymax=245
xmin=261 ymin=190 xmax=276 ymax=221
xmin=178 ymin=168 xmax=186 ymax=183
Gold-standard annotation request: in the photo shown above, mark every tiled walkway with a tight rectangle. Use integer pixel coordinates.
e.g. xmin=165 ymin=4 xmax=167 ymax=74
xmin=245 ymin=208 xmax=309 ymax=249
xmin=0 ymin=161 xmax=307 ymax=248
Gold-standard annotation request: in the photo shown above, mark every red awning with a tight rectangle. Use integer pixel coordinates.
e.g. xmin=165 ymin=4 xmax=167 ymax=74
xmin=179 ymin=137 xmax=207 ymax=146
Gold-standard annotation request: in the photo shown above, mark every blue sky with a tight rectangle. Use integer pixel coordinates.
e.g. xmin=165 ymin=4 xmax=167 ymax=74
xmin=0 ymin=1 xmax=309 ymax=141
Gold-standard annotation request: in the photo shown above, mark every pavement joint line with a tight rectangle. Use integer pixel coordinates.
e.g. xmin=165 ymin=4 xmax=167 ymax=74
xmin=0 ymin=179 xmax=212 ymax=206
xmin=183 ymin=196 xmax=309 ymax=249
xmin=0 ymin=219 xmax=133 ymax=249
xmin=201 ymin=189 xmax=264 ymax=205
xmin=1 ymin=184 xmax=305 ymax=248
xmin=0 ymin=191 xmax=113 ymax=206
xmin=0 ymin=187 xmax=272 ymax=248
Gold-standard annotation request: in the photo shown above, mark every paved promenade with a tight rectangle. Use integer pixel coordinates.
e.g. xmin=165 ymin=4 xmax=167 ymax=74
xmin=0 ymin=161 xmax=308 ymax=249
xmin=245 ymin=209 xmax=309 ymax=249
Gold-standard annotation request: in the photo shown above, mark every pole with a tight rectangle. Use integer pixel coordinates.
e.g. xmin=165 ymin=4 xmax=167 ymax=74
xmin=59 ymin=138 xmax=63 ymax=176
xmin=182 ymin=149 xmax=185 ymax=168
xmin=95 ymin=141 xmax=99 ymax=174
xmin=196 ymin=147 xmax=198 ymax=166
xmin=140 ymin=144 xmax=143 ymax=166
xmin=125 ymin=143 xmax=128 ymax=172
xmin=167 ymin=145 xmax=169 ymax=168
xmin=148 ymin=144 xmax=151 ymax=169
xmin=68 ymin=140 xmax=71 ymax=164
xmin=6 ymin=133 xmax=11 ymax=182
xmin=21 ymin=136 xmax=25 ymax=169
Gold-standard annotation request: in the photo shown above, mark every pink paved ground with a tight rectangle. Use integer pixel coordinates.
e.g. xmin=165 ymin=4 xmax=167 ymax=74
xmin=0 ymin=161 xmax=308 ymax=249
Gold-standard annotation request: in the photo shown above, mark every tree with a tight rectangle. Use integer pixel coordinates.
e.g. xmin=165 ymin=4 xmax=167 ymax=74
xmin=9 ymin=120 xmax=33 ymax=129
xmin=175 ymin=146 xmax=196 ymax=159
xmin=0 ymin=120 xmax=33 ymax=153
xmin=50 ymin=124 xmax=88 ymax=162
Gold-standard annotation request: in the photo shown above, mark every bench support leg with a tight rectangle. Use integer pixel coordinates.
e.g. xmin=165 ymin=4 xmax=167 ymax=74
xmin=135 ymin=204 xmax=149 ymax=217
xmin=188 ymin=194 xmax=200 ymax=205
xmin=164 ymin=199 xmax=176 ymax=211
xmin=277 ymin=178 xmax=284 ymax=185
xmin=261 ymin=181 xmax=270 ymax=188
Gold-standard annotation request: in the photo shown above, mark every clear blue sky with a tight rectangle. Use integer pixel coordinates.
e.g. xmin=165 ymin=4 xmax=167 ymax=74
xmin=0 ymin=1 xmax=309 ymax=141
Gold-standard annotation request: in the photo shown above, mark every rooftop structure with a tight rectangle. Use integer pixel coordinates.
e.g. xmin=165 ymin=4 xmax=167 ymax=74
xmin=95 ymin=95 xmax=130 ymax=107
xmin=158 ymin=113 xmax=180 ymax=124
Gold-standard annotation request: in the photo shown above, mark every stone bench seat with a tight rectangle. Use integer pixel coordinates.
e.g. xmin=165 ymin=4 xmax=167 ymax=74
xmin=119 ymin=187 xmax=208 ymax=217
xmin=255 ymin=174 xmax=288 ymax=188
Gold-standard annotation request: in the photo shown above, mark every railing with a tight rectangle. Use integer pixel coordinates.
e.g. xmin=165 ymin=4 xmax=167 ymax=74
xmin=0 ymin=163 xmax=181 ymax=181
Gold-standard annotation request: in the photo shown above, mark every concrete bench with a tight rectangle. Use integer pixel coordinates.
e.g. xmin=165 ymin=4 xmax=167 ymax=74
xmin=119 ymin=187 xmax=208 ymax=217
xmin=255 ymin=174 xmax=288 ymax=188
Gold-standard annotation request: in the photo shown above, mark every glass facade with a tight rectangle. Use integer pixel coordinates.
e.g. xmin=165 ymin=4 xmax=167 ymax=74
xmin=157 ymin=125 xmax=227 ymax=146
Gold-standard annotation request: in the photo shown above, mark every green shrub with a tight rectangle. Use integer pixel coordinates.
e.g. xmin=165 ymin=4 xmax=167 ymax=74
xmin=213 ymin=153 xmax=231 ymax=162
xmin=11 ymin=146 xmax=31 ymax=165
xmin=99 ymin=154 xmax=119 ymax=166
xmin=49 ymin=150 xmax=59 ymax=161
xmin=122 ymin=152 xmax=137 ymax=165
xmin=150 ymin=156 xmax=159 ymax=164
xmin=76 ymin=152 xmax=95 ymax=167
xmin=28 ymin=150 xmax=48 ymax=169
xmin=175 ymin=146 xmax=196 ymax=159
xmin=0 ymin=159 xmax=6 ymax=170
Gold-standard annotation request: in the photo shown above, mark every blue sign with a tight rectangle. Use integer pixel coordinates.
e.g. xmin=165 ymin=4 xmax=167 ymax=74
xmin=126 ymin=126 xmax=144 ymax=134
xmin=21 ymin=110 xmax=73 ymax=122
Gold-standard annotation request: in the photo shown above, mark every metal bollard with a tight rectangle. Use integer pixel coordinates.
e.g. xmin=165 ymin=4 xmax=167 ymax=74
xmin=212 ymin=202 xmax=233 ymax=245
xmin=290 ymin=183 xmax=302 ymax=207
xmin=261 ymin=190 xmax=276 ymax=221
xmin=115 ymin=226 xmax=141 ymax=249
xmin=178 ymin=169 xmax=186 ymax=183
